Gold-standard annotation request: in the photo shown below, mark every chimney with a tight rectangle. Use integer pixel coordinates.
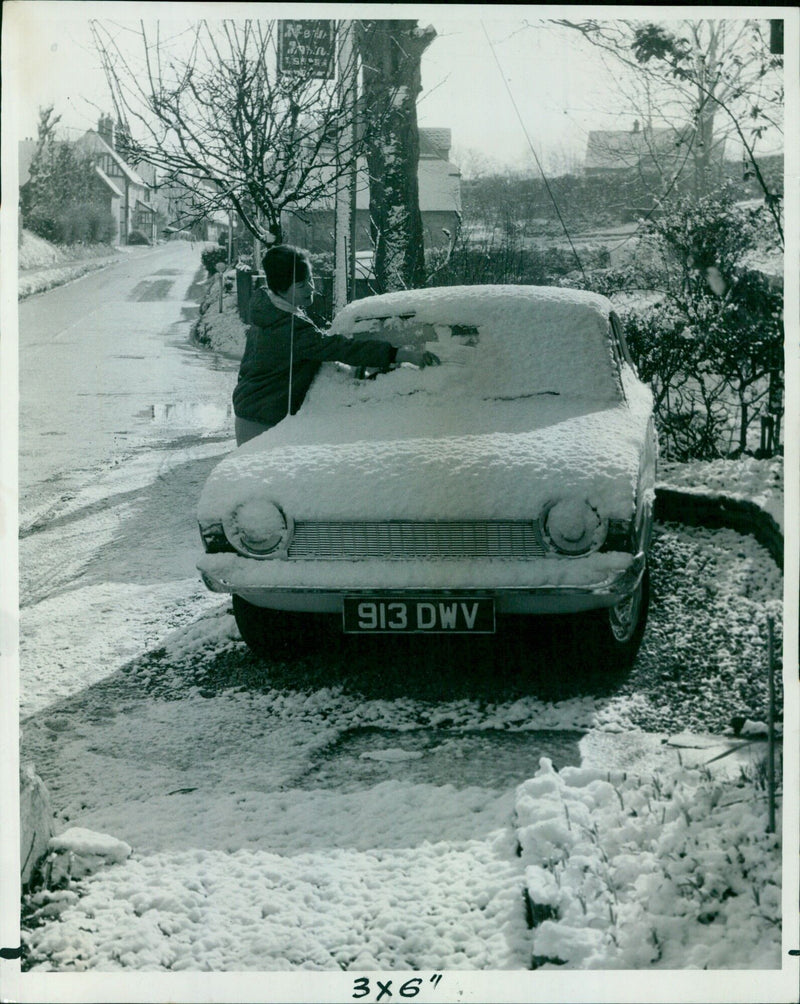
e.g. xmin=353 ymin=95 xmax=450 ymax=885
xmin=98 ymin=114 xmax=115 ymax=149
xmin=632 ymin=120 xmax=640 ymax=133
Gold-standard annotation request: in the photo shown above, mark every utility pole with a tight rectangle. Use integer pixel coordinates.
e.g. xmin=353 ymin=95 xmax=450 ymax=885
xmin=334 ymin=20 xmax=357 ymax=313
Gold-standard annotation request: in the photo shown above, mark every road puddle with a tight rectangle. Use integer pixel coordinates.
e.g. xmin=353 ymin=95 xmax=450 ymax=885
xmin=137 ymin=401 xmax=232 ymax=427
xmin=298 ymin=726 xmax=584 ymax=792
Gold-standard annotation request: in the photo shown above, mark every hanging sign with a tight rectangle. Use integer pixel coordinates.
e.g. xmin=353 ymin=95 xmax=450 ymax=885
xmin=278 ymin=20 xmax=336 ymax=78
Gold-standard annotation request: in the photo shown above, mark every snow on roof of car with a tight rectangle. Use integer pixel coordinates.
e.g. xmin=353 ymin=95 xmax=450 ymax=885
xmin=330 ymin=285 xmax=621 ymax=402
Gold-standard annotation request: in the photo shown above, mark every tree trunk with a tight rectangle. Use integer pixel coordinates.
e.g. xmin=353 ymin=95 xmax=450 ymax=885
xmin=738 ymin=389 xmax=749 ymax=455
xmin=692 ymin=25 xmax=719 ymax=198
xmin=359 ymin=20 xmax=436 ymax=293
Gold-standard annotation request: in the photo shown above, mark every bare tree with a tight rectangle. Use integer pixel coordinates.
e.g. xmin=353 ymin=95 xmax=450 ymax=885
xmin=358 ymin=20 xmax=436 ymax=292
xmin=552 ymin=17 xmax=784 ymax=240
xmin=90 ymin=19 xmax=365 ymax=245
xmin=631 ymin=20 xmax=783 ymax=243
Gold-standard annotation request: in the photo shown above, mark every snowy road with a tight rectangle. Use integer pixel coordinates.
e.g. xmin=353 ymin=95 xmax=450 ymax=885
xmin=17 ymin=250 xmax=784 ymax=974
xmin=18 ymin=242 xmax=235 ymax=531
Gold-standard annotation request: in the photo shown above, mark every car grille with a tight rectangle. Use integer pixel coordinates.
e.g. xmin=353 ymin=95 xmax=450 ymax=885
xmin=288 ymin=520 xmax=547 ymax=560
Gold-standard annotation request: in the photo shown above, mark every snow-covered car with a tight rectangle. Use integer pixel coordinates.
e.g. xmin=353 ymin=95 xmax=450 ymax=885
xmin=197 ymin=285 xmax=657 ymax=666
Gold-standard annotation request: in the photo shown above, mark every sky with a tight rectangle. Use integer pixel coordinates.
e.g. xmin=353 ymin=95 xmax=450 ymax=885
xmin=5 ymin=3 xmax=787 ymax=178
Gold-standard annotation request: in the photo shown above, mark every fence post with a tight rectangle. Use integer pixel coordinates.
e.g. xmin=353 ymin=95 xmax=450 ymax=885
xmin=767 ymin=615 xmax=776 ymax=834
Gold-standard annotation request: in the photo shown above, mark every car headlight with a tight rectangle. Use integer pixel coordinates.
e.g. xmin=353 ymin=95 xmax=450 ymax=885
xmin=223 ymin=500 xmax=293 ymax=558
xmin=541 ymin=498 xmax=608 ymax=556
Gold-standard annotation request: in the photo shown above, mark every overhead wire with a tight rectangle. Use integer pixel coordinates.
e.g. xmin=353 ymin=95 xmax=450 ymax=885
xmin=480 ymin=24 xmax=712 ymax=278
xmin=481 ymin=22 xmax=588 ymax=285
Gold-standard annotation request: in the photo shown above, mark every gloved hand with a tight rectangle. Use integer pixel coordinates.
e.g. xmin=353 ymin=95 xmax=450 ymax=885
xmin=395 ymin=347 xmax=442 ymax=368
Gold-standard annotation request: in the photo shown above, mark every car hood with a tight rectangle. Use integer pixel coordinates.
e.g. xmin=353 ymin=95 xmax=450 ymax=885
xmin=201 ymin=375 xmax=651 ymax=524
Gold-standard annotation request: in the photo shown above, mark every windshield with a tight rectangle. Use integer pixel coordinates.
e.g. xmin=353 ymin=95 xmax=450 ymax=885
xmin=332 ymin=287 xmax=623 ymax=403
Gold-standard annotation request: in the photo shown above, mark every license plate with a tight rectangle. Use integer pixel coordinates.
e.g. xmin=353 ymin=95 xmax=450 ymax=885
xmin=343 ymin=596 xmax=495 ymax=634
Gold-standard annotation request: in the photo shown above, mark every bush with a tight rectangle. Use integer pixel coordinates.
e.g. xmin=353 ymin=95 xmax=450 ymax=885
xmin=62 ymin=204 xmax=115 ymax=244
xmin=422 ymin=231 xmax=611 ymax=290
xmin=26 ymin=213 xmax=60 ymax=243
xmin=127 ymin=230 xmax=151 ymax=246
xmin=201 ymin=245 xmax=229 ymax=275
xmin=621 ymin=305 xmax=729 ymax=461
xmin=26 ymin=203 xmax=116 ymax=245
xmin=84 ymin=206 xmax=116 ymax=243
xmin=615 ymin=187 xmax=784 ymax=460
xmin=645 ymin=190 xmax=782 ymax=458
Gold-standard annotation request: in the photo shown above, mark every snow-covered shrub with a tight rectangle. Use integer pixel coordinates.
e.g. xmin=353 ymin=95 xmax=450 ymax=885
xmin=621 ymin=304 xmax=729 ymax=461
xmin=517 ymin=758 xmax=782 ymax=969
xmin=127 ymin=230 xmax=151 ymax=246
xmin=613 ymin=187 xmax=783 ymax=460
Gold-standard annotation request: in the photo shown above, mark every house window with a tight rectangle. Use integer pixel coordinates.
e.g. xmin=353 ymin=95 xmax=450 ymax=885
xmin=97 ymin=153 xmax=119 ymax=177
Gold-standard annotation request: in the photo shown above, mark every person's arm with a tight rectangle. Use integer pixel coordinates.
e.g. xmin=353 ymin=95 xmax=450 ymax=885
xmin=295 ymin=322 xmax=441 ymax=369
xmin=394 ymin=347 xmax=441 ymax=368
xmin=295 ymin=326 xmax=396 ymax=369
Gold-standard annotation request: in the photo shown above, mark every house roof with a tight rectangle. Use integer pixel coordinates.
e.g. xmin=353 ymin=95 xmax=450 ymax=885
xmin=75 ymin=130 xmax=148 ymax=187
xmin=419 ymin=128 xmax=452 ymax=159
xmin=584 ymin=126 xmax=679 ymax=171
xmin=18 ymin=133 xmax=149 ymax=190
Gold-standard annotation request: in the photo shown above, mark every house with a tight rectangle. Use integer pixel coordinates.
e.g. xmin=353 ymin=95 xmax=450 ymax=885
xmin=20 ymin=117 xmax=158 ymax=245
xmin=584 ymin=121 xmax=685 ymax=177
xmin=417 ymin=128 xmax=463 ymax=243
xmin=74 ymin=116 xmax=158 ymax=244
xmin=282 ymin=127 xmax=462 ymax=253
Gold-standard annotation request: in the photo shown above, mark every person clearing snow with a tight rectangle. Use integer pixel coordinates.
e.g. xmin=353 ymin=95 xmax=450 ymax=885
xmin=232 ymin=245 xmax=440 ymax=445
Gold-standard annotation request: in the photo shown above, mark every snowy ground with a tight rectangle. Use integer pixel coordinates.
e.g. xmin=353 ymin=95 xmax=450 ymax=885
xmin=16 ymin=230 xmax=199 ymax=298
xmin=17 ymin=455 xmax=790 ymax=986
xmin=17 ymin=230 xmax=130 ymax=298
xmin=10 ymin=257 xmax=796 ymax=1000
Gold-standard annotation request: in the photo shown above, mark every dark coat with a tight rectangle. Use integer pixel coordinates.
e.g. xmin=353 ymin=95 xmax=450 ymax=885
xmin=232 ymin=290 xmax=398 ymax=428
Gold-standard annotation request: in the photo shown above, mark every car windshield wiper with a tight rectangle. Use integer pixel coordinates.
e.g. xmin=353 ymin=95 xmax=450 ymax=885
xmin=482 ymin=391 xmax=561 ymax=401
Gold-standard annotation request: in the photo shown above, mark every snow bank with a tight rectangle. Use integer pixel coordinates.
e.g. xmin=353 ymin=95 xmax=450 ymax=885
xmin=516 ymin=758 xmax=782 ymax=969
xmin=192 ymin=278 xmax=247 ymax=355
xmin=18 ymin=230 xmax=63 ymax=269
xmin=659 ymin=457 xmax=784 ymax=531
xmin=47 ymin=828 xmax=132 ymax=883
xmin=17 ymin=230 xmax=129 ymax=298
xmin=20 ymin=764 xmax=54 ymax=887
xmin=23 ymin=832 xmax=529 ymax=971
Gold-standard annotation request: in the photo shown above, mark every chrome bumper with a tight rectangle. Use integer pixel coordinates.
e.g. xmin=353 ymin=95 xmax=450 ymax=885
xmin=199 ymin=552 xmax=646 ymax=615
